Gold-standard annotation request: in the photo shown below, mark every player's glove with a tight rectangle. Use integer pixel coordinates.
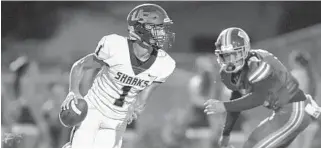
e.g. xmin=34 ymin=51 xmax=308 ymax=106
xmin=126 ymin=105 xmax=139 ymax=124
xmin=61 ymin=91 xmax=83 ymax=110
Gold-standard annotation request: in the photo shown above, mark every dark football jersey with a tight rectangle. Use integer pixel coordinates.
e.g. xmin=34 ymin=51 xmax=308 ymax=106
xmin=221 ymin=49 xmax=304 ymax=110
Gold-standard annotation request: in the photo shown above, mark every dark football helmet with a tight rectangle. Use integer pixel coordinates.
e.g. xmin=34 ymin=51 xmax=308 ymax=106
xmin=127 ymin=3 xmax=175 ymax=50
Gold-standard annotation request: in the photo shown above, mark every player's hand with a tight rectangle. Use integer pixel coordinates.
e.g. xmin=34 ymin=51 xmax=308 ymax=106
xmin=127 ymin=111 xmax=138 ymax=124
xmin=204 ymin=99 xmax=226 ymax=114
xmin=61 ymin=92 xmax=83 ymax=111
xmin=127 ymin=105 xmax=139 ymax=124
xmin=219 ymin=135 xmax=232 ymax=148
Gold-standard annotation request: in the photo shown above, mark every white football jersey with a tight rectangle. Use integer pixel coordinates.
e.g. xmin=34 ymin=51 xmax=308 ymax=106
xmin=84 ymin=34 xmax=176 ymax=120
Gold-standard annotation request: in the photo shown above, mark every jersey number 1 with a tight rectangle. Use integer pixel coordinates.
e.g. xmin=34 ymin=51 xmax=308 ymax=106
xmin=114 ymin=86 xmax=132 ymax=107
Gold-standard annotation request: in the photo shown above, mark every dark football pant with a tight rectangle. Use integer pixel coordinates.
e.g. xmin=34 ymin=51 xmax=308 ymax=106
xmin=243 ymin=100 xmax=313 ymax=148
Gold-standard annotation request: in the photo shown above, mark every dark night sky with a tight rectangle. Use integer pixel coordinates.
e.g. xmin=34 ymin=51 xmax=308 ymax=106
xmin=2 ymin=1 xmax=321 ymax=43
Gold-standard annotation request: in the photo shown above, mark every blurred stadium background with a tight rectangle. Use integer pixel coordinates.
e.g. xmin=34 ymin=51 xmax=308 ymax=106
xmin=2 ymin=1 xmax=321 ymax=148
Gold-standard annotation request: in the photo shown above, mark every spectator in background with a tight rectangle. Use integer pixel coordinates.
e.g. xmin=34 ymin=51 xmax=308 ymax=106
xmin=186 ymin=56 xmax=227 ymax=147
xmin=289 ymin=50 xmax=316 ymax=98
xmin=42 ymin=81 xmax=70 ymax=147
xmin=8 ymin=56 xmax=51 ymax=148
xmin=288 ymin=50 xmax=319 ymax=148
xmin=161 ymin=108 xmax=191 ymax=148
xmin=160 ymin=55 xmax=221 ymax=148
xmin=1 ymin=83 xmax=21 ymax=147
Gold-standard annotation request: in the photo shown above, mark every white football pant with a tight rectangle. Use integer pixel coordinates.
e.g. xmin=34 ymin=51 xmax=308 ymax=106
xmin=70 ymin=101 xmax=128 ymax=148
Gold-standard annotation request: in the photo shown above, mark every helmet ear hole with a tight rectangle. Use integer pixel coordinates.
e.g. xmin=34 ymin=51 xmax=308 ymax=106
xmin=215 ymin=42 xmax=220 ymax=49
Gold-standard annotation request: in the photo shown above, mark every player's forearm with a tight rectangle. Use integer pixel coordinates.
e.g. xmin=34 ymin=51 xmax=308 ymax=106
xmin=135 ymin=91 xmax=149 ymax=113
xmin=135 ymin=101 xmax=146 ymax=114
xmin=223 ymin=92 xmax=265 ymax=112
xmin=222 ymin=91 xmax=242 ymax=136
xmin=222 ymin=111 xmax=241 ymax=136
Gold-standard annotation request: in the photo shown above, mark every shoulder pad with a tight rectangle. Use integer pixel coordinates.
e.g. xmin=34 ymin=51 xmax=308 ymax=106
xmin=248 ymin=60 xmax=272 ymax=83
xmin=246 ymin=51 xmax=262 ymax=67
xmin=104 ymin=34 xmax=124 ymax=41
xmin=154 ymin=52 xmax=176 ymax=83
xmin=252 ymin=49 xmax=273 ymax=58
xmin=163 ymin=54 xmax=176 ymax=75
xmin=94 ymin=34 xmax=127 ymax=60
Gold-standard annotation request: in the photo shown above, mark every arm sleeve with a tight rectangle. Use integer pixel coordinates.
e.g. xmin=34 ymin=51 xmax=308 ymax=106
xmin=223 ymin=91 xmax=266 ymax=112
xmin=222 ymin=91 xmax=242 ymax=136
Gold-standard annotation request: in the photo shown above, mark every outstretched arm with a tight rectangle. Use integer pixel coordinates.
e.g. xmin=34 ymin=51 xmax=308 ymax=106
xmin=223 ymin=91 xmax=267 ymax=112
xmin=217 ymin=91 xmax=243 ymax=147
xmin=222 ymin=91 xmax=243 ymax=136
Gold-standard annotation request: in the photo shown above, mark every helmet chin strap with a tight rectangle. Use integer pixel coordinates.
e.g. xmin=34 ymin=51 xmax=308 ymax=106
xmin=224 ymin=59 xmax=244 ymax=73
xmin=136 ymin=40 xmax=154 ymax=50
xmin=130 ymin=31 xmax=160 ymax=50
xmin=226 ymin=63 xmax=236 ymax=72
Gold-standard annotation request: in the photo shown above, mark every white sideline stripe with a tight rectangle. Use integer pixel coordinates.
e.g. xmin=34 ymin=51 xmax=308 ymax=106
xmin=185 ymin=128 xmax=245 ymax=142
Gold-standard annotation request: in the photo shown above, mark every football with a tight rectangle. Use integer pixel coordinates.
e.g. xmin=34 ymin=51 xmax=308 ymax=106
xmin=59 ymin=98 xmax=88 ymax=128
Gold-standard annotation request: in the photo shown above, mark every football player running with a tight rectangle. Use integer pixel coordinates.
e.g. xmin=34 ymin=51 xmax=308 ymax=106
xmin=61 ymin=3 xmax=176 ymax=148
xmin=204 ymin=27 xmax=321 ymax=148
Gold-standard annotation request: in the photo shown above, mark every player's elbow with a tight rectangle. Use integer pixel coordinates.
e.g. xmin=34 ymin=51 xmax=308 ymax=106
xmin=71 ymin=60 xmax=84 ymax=72
xmin=73 ymin=54 xmax=99 ymax=70
xmin=72 ymin=55 xmax=89 ymax=67
xmin=72 ymin=60 xmax=81 ymax=68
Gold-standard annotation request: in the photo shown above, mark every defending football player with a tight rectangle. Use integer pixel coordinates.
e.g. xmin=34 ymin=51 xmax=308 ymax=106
xmin=204 ymin=27 xmax=321 ymax=148
xmin=60 ymin=3 xmax=176 ymax=148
